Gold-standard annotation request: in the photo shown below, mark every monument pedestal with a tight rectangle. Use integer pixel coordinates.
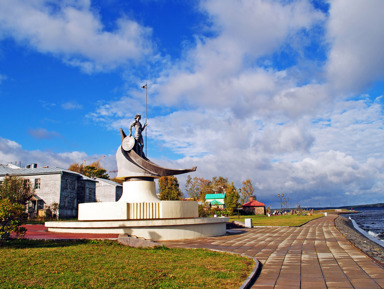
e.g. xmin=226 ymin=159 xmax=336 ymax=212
xmin=46 ymin=179 xmax=228 ymax=241
xmin=45 ymin=217 xmax=227 ymax=241
xmin=77 ymin=200 xmax=199 ymax=221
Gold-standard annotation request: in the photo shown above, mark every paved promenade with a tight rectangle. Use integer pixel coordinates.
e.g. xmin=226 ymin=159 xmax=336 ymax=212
xmin=17 ymin=215 xmax=384 ymax=288
xmin=164 ymin=215 xmax=384 ymax=289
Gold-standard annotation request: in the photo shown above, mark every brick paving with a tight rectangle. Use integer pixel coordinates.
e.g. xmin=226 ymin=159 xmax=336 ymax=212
xmin=163 ymin=215 xmax=384 ymax=289
xmin=16 ymin=224 xmax=119 ymax=240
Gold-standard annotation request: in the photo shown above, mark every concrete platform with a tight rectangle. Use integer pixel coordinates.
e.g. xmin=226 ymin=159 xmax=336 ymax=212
xmin=45 ymin=217 xmax=228 ymax=241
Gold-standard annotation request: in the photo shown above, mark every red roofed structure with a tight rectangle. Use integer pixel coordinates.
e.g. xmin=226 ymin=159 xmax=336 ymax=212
xmin=242 ymin=196 xmax=266 ymax=215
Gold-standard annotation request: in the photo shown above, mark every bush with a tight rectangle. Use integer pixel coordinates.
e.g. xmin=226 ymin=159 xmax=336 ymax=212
xmin=198 ymin=204 xmax=209 ymax=217
xmin=0 ymin=198 xmax=27 ymax=240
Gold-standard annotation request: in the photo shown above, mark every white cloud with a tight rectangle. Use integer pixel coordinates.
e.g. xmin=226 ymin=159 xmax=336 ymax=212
xmin=0 ymin=137 xmax=117 ymax=174
xmin=312 ymin=97 xmax=384 ymax=161
xmin=150 ymin=0 xmax=326 ymax=124
xmin=326 ymin=0 xmax=384 ymax=94
xmin=28 ymin=128 xmax=61 ymax=140
xmin=201 ymin=0 xmax=324 ymax=57
xmin=0 ymin=137 xmax=85 ymax=168
xmin=0 ymin=0 xmax=153 ymax=72
xmin=62 ymin=101 xmax=83 ymax=110
xmin=87 ymin=94 xmax=146 ymax=128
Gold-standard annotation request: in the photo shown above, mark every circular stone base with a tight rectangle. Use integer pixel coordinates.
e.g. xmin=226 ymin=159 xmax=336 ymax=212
xmin=45 ymin=217 xmax=228 ymax=241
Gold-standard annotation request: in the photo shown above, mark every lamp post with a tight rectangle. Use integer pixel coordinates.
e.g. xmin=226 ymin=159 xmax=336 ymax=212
xmin=277 ymin=193 xmax=289 ymax=213
xmin=278 ymin=193 xmax=284 ymax=212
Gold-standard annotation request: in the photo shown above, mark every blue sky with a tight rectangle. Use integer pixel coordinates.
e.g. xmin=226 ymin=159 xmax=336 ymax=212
xmin=1 ymin=0 xmax=384 ymax=208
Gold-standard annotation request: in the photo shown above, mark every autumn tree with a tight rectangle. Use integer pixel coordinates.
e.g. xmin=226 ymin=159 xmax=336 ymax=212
xmin=68 ymin=160 xmax=109 ymax=179
xmin=224 ymin=182 xmax=240 ymax=215
xmin=239 ymin=179 xmax=255 ymax=204
xmin=158 ymin=176 xmax=182 ymax=200
xmin=68 ymin=163 xmax=85 ymax=175
xmin=185 ymin=175 xmax=210 ymax=200
xmin=210 ymin=176 xmax=229 ymax=195
xmin=83 ymin=165 xmax=109 ymax=179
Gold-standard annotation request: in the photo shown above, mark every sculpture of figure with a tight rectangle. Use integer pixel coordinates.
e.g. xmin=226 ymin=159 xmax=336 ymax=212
xmin=129 ymin=114 xmax=147 ymax=157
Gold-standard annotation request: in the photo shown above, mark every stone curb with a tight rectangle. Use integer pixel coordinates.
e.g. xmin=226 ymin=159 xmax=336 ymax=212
xmin=238 ymin=256 xmax=261 ymax=289
xmin=205 ymin=248 xmax=261 ymax=289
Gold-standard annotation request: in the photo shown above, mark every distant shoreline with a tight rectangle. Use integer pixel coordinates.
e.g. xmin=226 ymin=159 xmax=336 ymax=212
xmin=335 ymin=215 xmax=384 ymax=267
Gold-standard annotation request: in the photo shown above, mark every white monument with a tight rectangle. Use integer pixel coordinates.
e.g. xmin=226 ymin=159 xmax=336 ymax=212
xmin=46 ymin=116 xmax=228 ymax=241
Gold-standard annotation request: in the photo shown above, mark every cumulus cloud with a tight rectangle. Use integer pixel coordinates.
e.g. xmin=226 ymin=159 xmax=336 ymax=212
xmin=285 ymin=151 xmax=383 ymax=205
xmin=153 ymin=0 xmax=326 ymax=117
xmin=0 ymin=137 xmax=84 ymax=168
xmin=312 ymin=97 xmax=384 ymax=161
xmin=326 ymin=0 xmax=384 ymax=94
xmin=159 ymin=145 xmax=384 ymax=207
xmin=0 ymin=137 xmax=116 ymax=174
xmin=0 ymin=0 xmax=153 ymax=72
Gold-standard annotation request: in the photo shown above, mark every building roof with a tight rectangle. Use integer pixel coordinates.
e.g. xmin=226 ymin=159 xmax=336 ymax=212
xmin=205 ymin=193 xmax=225 ymax=200
xmin=95 ymin=178 xmax=122 ymax=187
xmin=0 ymin=165 xmax=96 ymax=182
xmin=243 ymin=200 xmax=265 ymax=207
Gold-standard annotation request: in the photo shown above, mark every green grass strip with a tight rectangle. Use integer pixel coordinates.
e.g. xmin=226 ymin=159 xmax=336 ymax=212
xmin=0 ymin=239 xmax=254 ymax=289
xmin=229 ymin=214 xmax=323 ymax=226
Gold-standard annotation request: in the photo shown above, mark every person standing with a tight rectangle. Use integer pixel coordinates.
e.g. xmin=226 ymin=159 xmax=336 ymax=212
xmin=129 ymin=114 xmax=147 ymax=157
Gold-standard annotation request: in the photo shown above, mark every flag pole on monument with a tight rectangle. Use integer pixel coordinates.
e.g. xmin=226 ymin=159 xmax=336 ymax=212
xmin=141 ymin=83 xmax=148 ymax=157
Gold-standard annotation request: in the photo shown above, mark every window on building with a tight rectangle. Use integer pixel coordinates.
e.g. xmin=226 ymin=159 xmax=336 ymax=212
xmin=34 ymin=178 xmax=41 ymax=189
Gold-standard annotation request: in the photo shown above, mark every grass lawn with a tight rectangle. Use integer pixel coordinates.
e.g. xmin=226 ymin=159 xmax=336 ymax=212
xmin=0 ymin=239 xmax=254 ymax=289
xmin=229 ymin=214 xmax=323 ymax=226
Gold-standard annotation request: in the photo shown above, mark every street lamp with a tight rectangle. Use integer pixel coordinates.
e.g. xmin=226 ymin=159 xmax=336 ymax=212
xmin=278 ymin=193 xmax=284 ymax=212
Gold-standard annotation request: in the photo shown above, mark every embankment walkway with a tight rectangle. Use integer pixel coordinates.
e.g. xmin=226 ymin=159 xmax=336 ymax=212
xmin=18 ymin=215 xmax=384 ymax=288
xmin=164 ymin=215 xmax=384 ymax=289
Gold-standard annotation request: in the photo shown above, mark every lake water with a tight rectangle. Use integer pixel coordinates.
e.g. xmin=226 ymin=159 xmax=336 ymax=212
xmin=345 ymin=207 xmax=384 ymax=247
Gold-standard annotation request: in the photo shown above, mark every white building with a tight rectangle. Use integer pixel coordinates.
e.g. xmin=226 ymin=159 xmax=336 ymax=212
xmin=0 ymin=164 xmax=98 ymax=218
xmin=95 ymin=178 xmax=122 ymax=202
